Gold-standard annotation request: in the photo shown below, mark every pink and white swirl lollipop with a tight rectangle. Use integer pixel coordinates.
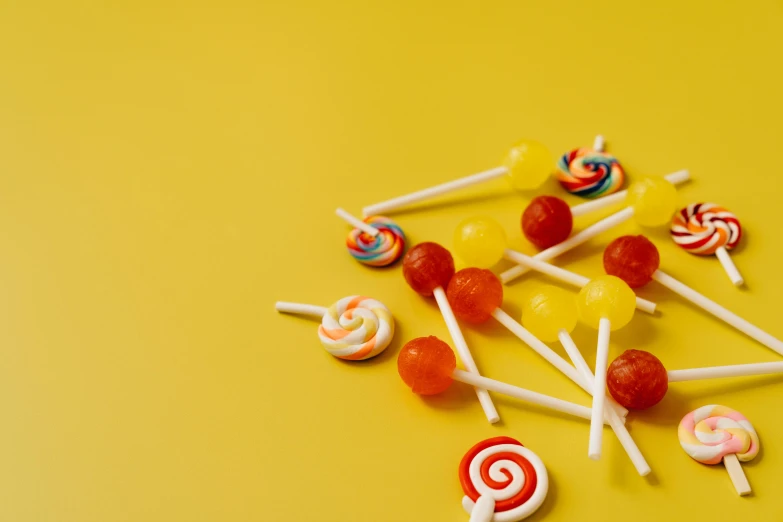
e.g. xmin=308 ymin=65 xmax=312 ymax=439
xmin=459 ymin=437 xmax=548 ymax=521
xmin=678 ymin=405 xmax=760 ymax=496
xmin=671 ymin=203 xmax=744 ymax=286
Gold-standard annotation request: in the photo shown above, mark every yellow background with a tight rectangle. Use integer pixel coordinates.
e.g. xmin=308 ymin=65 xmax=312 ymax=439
xmin=1 ymin=1 xmax=782 ymax=520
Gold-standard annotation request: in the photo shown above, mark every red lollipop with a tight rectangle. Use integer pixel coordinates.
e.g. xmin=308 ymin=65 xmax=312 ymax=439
xmin=522 ymin=196 xmax=574 ymax=249
xmin=603 ymin=235 xmax=660 ymax=288
xmin=446 ymin=268 xmax=503 ymax=324
xmin=403 ymin=242 xmax=499 ymax=423
xmin=607 ymin=350 xmax=669 ymax=409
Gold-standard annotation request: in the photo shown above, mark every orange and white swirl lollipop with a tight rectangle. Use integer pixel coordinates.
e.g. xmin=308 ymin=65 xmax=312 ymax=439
xmin=459 ymin=437 xmax=548 ymax=522
xmin=275 ymin=295 xmax=394 ymax=360
xmin=671 ymin=203 xmax=744 ymax=286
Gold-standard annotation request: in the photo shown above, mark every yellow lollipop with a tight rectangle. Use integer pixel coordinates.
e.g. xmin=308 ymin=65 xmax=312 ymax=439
xmin=626 ymin=175 xmax=678 ymax=227
xmin=522 ymin=285 xmax=578 ymax=343
xmin=453 ymin=217 xmax=507 ymax=268
xmin=576 ymin=275 xmax=636 ymax=461
xmin=503 ymin=140 xmax=554 ymax=191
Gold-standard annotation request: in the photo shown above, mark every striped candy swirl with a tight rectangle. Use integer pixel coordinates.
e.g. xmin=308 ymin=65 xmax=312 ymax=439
xmin=556 ymin=147 xmax=625 ymax=198
xmin=346 ymin=216 xmax=406 ymax=267
xmin=671 ymin=203 xmax=742 ymax=255
xmin=678 ymin=405 xmax=759 ymax=465
xmin=459 ymin=437 xmax=548 ymax=522
xmin=317 ymin=296 xmax=394 ymax=360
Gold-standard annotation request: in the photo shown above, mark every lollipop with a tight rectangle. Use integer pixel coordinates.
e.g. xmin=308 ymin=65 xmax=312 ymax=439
xmin=671 ymin=203 xmax=744 ymax=286
xmin=604 ymin=235 xmax=783 ymax=356
xmin=608 ymin=349 xmax=783 ymax=410
xmin=335 ymin=208 xmax=406 ymax=266
xmin=521 ymin=196 xmax=573 ymax=249
xmin=556 ymin=136 xmax=625 ymax=198
xmin=577 ymin=275 xmax=636 ymax=460
xmin=452 ymin=217 xmax=657 ymax=314
xmin=398 ymin=336 xmax=612 ymax=424
xmin=501 ymin=175 xmax=683 ymax=284
xmin=275 ymin=295 xmax=394 ymax=360
xmin=459 ymin=437 xmax=548 ymax=522
xmin=403 ymin=242 xmax=499 ymax=423
xmin=446 ymin=268 xmax=628 ymax=419
xmin=521 ymin=285 xmax=650 ymax=476
xmin=679 ymin=405 xmax=759 ymax=495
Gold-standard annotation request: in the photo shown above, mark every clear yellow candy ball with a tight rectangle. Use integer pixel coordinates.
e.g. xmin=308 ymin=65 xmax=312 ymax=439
xmin=625 ymin=176 xmax=677 ymax=227
xmin=453 ymin=217 xmax=507 ymax=268
xmin=503 ymin=140 xmax=553 ymax=191
xmin=577 ymin=275 xmax=636 ymax=330
xmin=521 ymin=285 xmax=578 ymax=342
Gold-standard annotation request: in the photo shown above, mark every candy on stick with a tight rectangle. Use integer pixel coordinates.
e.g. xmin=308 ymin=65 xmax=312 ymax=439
xmin=576 ymin=275 xmax=637 ymax=460
xmin=671 ymin=203 xmax=744 ymax=286
xmin=522 ymin=196 xmax=573 ymax=249
xmin=403 ymin=242 xmax=499 ymax=423
xmin=275 ymin=295 xmax=394 ymax=360
xmin=459 ymin=437 xmax=548 ymax=522
xmin=603 ymin=235 xmax=783 ymax=356
xmin=445 ymin=268 xmax=628 ymax=419
xmin=556 ymin=136 xmax=625 ymax=199
xmin=607 ymin=349 xmax=783 ymax=410
xmin=397 ymin=336 xmax=614 ymax=424
xmin=362 ymin=140 xmax=553 ymax=217
xmin=678 ymin=405 xmax=759 ymax=496
xmin=335 ymin=208 xmax=406 ymax=267
xmin=522 ymin=285 xmax=651 ymax=476
xmin=500 ymin=175 xmax=679 ymax=284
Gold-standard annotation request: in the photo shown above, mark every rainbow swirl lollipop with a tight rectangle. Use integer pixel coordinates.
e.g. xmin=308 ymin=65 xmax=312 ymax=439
xmin=345 ymin=215 xmax=406 ymax=267
xmin=556 ymin=147 xmax=625 ymax=198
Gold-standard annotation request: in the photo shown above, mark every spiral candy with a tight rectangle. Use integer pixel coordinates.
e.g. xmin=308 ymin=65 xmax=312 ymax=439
xmin=317 ymin=296 xmax=394 ymax=360
xmin=346 ymin=216 xmax=406 ymax=267
xmin=678 ymin=405 xmax=760 ymax=465
xmin=671 ymin=203 xmax=742 ymax=255
xmin=556 ymin=147 xmax=625 ymax=198
xmin=459 ymin=437 xmax=548 ymax=522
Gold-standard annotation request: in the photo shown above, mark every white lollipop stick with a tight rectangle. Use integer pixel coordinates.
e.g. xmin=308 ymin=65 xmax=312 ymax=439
xmin=588 ymin=318 xmax=612 ymax=460
xmin=593 ymin=134 xmax=605 ymax=152
xmin=724 ymin=454 xmax=752 ymax=496
xmin=468 ymin=495 xmax=495 ymax=522
xmin=452 ymin=369 xmax=612 ymax=425
xmin=559 ymin=330 xmax=651 ymax=476
xmin=491 ymin=308 xmax=628 ymax=418
xmin=500 ymin=207 xmax=635 ymax=284
xmin=570 ymin=169 xmax=690 ymax=218
xmin=335 ymin=208 xmax=379 ymax=237
xmin=503 ymin=249 xmax=657 ymax=314
xmin=433 ymin=287 xmax=500 ymax=424
xmin=651 ymin=270 xmax=783 ymax=357
xmin=715 ymin=246 xmax=744 ymax=287
xmin=362 ymin=166 xmax=508 ymax=217
xmin=275 ymin=301 xmax=328 ymax=318
xmin=668 ymin=361 xmax=783 ymax=382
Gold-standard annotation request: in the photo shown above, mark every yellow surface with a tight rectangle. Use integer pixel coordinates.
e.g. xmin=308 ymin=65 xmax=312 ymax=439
xmin=1 ymin=1 xmax=782 ymax=520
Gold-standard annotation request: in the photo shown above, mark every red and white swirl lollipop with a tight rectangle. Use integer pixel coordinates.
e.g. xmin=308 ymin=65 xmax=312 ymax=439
xmin=459 ymin=437 xmax=548 ymax=522
xmin=671 ymin=203 xmax=744 ymax=286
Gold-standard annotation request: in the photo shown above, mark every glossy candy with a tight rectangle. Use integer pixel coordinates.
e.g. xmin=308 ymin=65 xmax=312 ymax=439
xmin=603 ymin=235 xmax=660 ymax=288
xmin=402 ymin=242 xmax=455 ymax=296
xmin=503 ymin=140 xmax=553 ymax=191
xmin=521 ymin=285 xmax=578 ymax=342
xmin=459 ymin=436 xmax=549 ymax=522
xmin=576 ymin=275 xmax=636 ymax=330
xmin=397 ymin=336 xmax=456 ymax=395
xmin=607 ymin=350 xmax=668 ymax=409
xmin=521 ymin=196 xmax=573 ymax=249
xmin=671 ymin=203 xmax=742 ymax=255
xmin=625 ymin=176 xmax=678 ymax=227
xmin=446 ymin=268 xmax=503 ymax=324
xmin=678 ymin=405 xmax=760 ymax=465
xmin=346 ymin=215 xmax=406 ymax=266
xmin=557 ymin=147 xmax=625 ymax=198
xmin=453 ymin=217 xmax=507 ymax=268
